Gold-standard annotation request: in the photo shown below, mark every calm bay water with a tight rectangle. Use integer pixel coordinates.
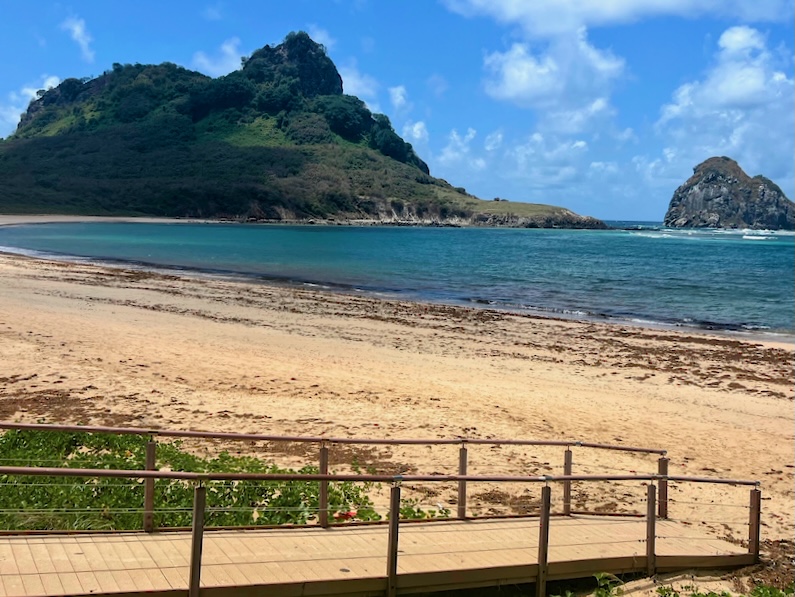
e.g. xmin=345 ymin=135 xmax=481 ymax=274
xmin=1 ymin=221 xmax=793 ymax=337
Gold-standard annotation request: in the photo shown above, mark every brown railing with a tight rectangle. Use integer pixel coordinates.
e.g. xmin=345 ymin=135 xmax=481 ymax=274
xmin=0 ymin=421 xmax=670 ymax=526
xmin=0 ymin=464 xmax=761 ymax=597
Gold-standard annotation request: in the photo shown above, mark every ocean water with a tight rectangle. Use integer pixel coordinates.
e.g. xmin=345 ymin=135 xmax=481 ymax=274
xmin=0 ymin=221 xmax=793 ymax=338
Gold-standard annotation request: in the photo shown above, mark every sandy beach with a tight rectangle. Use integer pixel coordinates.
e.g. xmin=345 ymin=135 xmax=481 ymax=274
xmin=0 ymin=219 xmax=793 ymax=588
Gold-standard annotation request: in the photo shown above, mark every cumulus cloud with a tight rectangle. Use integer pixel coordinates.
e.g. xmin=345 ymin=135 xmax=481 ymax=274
xmin=650 ymin=25 xmax=794 ymax=194
xmin=402 ymin=120 xmax=429 ymax=144
xmin=445 ymin=0 xmax=793 ymax=37
xmin=0 ymin=75 xmax=60 ymax=138
xmin=439 ymin=128 xmax=485 ymax=170
xmin=193 ymin=38 xmax=243 ymax=77
xmin=484 ymin=130 xmax=503 ymax=151
xmin=388 ymin=85 xmax=409 ymax=111
xmin=483 ymin=28 xmax=623 ymax=133
xmin=339 ymin=62 xmax=380 ymax=112
xmin=307 ymin=24 xmax=336 ymax=50
xmin=425 ymin=132 xmax=586 ymax=195
xmin=60 ymin=17 xmax=94 ymax=63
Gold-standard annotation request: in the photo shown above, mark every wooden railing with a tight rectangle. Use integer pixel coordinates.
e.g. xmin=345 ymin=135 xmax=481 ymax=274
xmin=0 ymin=464 xmax=761 ymax=597
xmin=0 ymin=421 xmax=671 ymax=528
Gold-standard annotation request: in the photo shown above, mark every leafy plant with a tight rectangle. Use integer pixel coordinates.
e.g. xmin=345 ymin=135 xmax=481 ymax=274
xmin=396 ymin=497 xmax=451 ymax=520
xmin=594 ymin=573 xmax=624 ymax=597
xmin=750 ymin=586 xmax=795 ymax=597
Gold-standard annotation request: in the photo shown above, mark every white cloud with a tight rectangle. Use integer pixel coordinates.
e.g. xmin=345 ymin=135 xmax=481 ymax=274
xmin=0 ymin=75 xmax=60 ymax=138
xmin=615 ymin=127 xmax=637 ymax=143
xmin=589 ymin=161 xmax=619 ymax=175
xmin=501 ymin=133 xmax=590 ymax=189
xmin=193 ymin=38 xmax=243 ymax=77
xmin=60 ymin=17 xmax=94 ymax=63
xmin=445 ymin=0 xmax=793 ymax=37
xmin=339 ymin=62 xmax=380 ymax=111
xmin=652 ymin=25 xmax=794 ymax=194
xmin=439 ymin=127 xmax=480 ymax=166
xmin=402 ymin=120 xmax=429 ymax=144
xmin=484 ymin=43 xmax=560 ymax=104
xmin=482 ymin=28 xmax=623 ymax=133
xmin=544 ymin=97 xmax=614 ymax=134
xmin=339 ymin=63 xmax=377 ymax=97
xmin=388 ymin=85 xmax=408 ymax=111
xmin=307 ymin=25 xmax=336 ymax=50
xmin=718 ymin=25 xmax=766 ymax=54
xmin=485 ymin=130 xmax=503 ymax=151
xmin=484 ymin=30 xmax=623 ymax=109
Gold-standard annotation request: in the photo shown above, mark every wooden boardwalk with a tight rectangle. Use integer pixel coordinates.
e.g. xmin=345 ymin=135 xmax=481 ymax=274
xmin=0 ymin=516 xmax=751 ymax=597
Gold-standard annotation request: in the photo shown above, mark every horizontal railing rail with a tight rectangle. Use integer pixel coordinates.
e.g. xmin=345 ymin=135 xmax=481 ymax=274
xmin=0 ymin=466 xmax=760 ymax=485
xmin=0 ymin=421 xmax=667 ymax=453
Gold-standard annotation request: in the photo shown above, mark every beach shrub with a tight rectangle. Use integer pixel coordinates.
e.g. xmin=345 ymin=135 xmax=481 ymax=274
xmin=0 ymin=429 xmax=380 ymax=530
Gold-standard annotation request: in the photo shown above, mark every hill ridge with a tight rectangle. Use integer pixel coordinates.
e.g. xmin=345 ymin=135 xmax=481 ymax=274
xmin=1 ymin=31 xmax=606 ymax=229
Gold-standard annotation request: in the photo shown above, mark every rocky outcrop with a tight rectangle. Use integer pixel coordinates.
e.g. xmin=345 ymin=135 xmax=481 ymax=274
xmin=469 ymin=210 xmax=608 ymax=229
xmin=664 ymin=157 xmax=794 ymax=230
xmin=240 ymin=201 xmax=609 ymax=229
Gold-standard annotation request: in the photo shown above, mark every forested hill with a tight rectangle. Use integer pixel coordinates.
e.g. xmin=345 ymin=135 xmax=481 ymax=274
xmin=0 ymin=32 xmax=606 ymax=228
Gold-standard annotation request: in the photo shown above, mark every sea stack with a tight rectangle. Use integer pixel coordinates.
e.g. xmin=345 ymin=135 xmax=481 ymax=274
xmin=663 ymin=156 xmax=794 ymax=230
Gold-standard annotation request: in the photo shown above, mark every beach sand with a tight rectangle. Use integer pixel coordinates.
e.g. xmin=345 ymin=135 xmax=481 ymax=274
xmin=0 ymin=233 xmax=793 ymax=588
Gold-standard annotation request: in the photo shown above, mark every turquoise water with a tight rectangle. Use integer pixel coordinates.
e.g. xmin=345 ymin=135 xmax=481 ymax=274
xmin=1 ymin=222 xmax=793 ymax=337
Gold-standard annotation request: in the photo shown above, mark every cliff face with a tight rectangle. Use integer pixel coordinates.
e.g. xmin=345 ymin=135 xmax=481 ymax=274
xmin=664 ymin=157 xmax=794 ymax=230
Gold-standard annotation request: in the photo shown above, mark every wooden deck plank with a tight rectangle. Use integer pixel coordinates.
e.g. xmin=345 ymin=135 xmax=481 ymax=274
xmin=38 ymin=573 xmax=65 ymax=596
xmin=18 ymin=575 xmax=44 ymax=596
xmin=9 ymin=545 xmax=37 ymax=576
xmin=108 ymin=569 xmax=140 ymax=593
xmin=0 ymin=517 xmax=750 ymax=597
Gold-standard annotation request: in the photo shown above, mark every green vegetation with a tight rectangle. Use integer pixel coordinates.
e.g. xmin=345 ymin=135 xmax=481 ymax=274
xmin=594 ymin=573 xmax=624 ymax=597
xmin=0 ymin=31 xmax=605 ymax=227
xmin=0 ymin=429 xmax=390 ymax=530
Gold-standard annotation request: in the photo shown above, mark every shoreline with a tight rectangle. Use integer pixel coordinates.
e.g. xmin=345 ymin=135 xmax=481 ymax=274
xmin=2 ymin=245 xmax=793 ymax=348
xmin=1 ymin=214 xmax=792 ymax=345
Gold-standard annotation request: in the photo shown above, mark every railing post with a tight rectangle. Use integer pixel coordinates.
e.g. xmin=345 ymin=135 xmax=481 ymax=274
xmin=657 ymin=455 xmax=669 ymax=519
xmin=189 ymin=482 xmax=207 ymax=597
xmin=563 ymin=448 xmax=573 ymax=516
xmin=319 ymin=441 xmax=330 ymax=528
xmin=457 ymin=440 xmax=468 ymax=519
xmin=387 ymin=481 xmax=402 ymax=597
xmin=143 ymin=440 xmax=156 ymax=533
xmin=748 ymin=487 xmax=761 ymax=562
xmin=536 ymin=485 xmax=551 ymax=597
xmin=646 ymin=483 xmax=657 ymax=577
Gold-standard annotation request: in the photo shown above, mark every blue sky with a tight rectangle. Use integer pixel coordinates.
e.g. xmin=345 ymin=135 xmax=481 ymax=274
xmin=1 ymin=0 xmax=793 ymax=220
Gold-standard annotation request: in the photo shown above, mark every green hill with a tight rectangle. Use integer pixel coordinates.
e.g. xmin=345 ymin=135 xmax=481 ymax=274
xmin=0 ymin=31 xmax=606 ymax=228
